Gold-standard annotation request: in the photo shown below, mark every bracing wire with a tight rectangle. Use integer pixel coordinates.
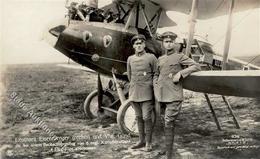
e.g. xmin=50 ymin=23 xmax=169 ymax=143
xmin=244 ymin=54 xmax=260 ymax=67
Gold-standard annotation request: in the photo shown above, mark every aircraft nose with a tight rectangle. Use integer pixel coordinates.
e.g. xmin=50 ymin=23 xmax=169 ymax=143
xmin=49 ymin=25 xmax=66 ymax=38
xmin=43 ymin=18 xmax=67 ymax=47
xmin=44 ymin=25 xmax=66 ymax=47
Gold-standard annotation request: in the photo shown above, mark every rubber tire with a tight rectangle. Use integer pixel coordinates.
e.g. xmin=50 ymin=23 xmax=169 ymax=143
xmin=83 ymin=90 xmax=114 ymax=119
xmin=117 ymin=99 xmax=156 ymax=137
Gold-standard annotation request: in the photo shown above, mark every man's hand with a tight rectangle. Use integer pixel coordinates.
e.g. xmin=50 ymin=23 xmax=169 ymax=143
xmin=172 ymin=72 xmax=181 ymax=84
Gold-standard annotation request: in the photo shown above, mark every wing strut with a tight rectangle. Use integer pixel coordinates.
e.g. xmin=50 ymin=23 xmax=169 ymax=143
xmin=154 ymin=8 xmax=162 ymax=33
xmin=124 ymin=4 xmax=136 ymax=30
xmin=144 ymin=8 xmax=162 ymax=34
xmin=222 ymin=0 xmax=235 ymax=70
xmin=185 ymin=0 xmax=199 ymax=57
xmin=140 ymin=4 xmax=154 ymax=37
xmin=135 ymin=3 xmax=140 ymax=28
xmin=121 ymin=1 xmax=167 ymax=36
xmin=121 ymin=6 xmax=134 ymax=22
xmin=220 ymin=0 xmax=241 ymax=129
xmin=183 ymin=0 xmax=240 ymax=131
xmin=97 ymin=73 xmax=104 ymax=113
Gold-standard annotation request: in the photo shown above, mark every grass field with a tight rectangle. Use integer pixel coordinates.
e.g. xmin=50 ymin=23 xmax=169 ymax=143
xmin=0 ymin=64 xmax=260 ymax=159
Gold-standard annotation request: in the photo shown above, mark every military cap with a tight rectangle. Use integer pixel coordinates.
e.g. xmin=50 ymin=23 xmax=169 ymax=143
xmin=161 ymin=31 xmax=177 ymax=40
xmin=131 ymin=34 xmax=146 ymax=44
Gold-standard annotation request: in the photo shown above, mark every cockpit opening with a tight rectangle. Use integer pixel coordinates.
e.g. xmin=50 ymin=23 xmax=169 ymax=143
xmin=66 ymin=1 xmax=124 ymax=24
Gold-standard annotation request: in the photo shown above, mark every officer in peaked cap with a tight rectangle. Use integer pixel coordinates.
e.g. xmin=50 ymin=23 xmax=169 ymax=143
xmin=127 ymin=34 xmax=157 ymax=152
xmin=160 ymin=31 xmax=177 ymax=40
xmin=130 ymin=34 xmax=146 ymax=44
xmin=153 ymin=31 xmax=201 ymax=159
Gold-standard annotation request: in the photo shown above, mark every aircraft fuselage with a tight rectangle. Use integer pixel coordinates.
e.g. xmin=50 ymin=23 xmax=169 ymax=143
xmin=52 ymin=21 xmax=162 ymax=80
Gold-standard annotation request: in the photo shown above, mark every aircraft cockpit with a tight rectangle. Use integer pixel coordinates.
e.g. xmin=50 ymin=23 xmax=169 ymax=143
xmin=66 ymin=1 xmax=124 ymax=24
xmin=65 ymin=0 xmax=176 ymax=37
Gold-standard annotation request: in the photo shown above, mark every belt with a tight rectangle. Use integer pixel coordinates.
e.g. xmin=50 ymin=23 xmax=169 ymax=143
xmin=132 ymin=71 xmax=152 ymax=76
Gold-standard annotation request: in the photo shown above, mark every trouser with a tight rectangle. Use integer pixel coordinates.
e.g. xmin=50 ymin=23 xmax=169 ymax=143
xmin=162 ymin=101 xmax=182 ymax=128
xmin=132 ymin=101 xmax=154 ymax=147
xmin=132 ymin=100 xmax=153 ymax=120
xmin=161 ymin=101 xmax=182 ymax=159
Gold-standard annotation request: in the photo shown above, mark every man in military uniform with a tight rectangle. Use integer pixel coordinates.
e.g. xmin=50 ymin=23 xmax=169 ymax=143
xmin=154 ymin=31 xmax=201 ymax=158
xmin=127 ymin=34 xmax=157 ymax=152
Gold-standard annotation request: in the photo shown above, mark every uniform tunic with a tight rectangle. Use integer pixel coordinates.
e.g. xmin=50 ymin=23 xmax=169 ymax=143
xmin=127 ymin=52 xmax=157 ymax=102
xmin=154 ymin=52 xmax=201 ymax=102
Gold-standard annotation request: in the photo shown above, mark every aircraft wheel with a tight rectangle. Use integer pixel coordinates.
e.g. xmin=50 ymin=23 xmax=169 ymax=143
xmin=83 ymin=90 xmax=114 ymax=119
xmin=117 ymin=99 xmax=156 ymax=137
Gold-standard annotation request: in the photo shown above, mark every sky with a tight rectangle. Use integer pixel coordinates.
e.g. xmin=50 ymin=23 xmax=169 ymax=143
xmin=1 ymin=0 xmax=259 ymax=64
xmin=163 ymin=9 xmax=260 ymax=57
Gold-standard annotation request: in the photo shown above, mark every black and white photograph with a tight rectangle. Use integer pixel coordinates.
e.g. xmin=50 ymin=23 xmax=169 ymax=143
xmin=1 ymin=0 xmax=260 ymax=158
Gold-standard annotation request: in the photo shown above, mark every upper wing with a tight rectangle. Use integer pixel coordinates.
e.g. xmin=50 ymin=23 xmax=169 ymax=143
xmin=150 ymin=0 xmax=260 ymax=19
xmin=101 ymin=0 xmax=176 ymax=27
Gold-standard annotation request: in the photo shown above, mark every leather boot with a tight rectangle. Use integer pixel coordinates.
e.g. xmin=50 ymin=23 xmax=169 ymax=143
xmin=165 ymin=126 xmax=175 ymax=159
xmin=144 ymin=118 xmax=153 ymax=152
xmin=131 ymin=117 xmax=146 ymax=149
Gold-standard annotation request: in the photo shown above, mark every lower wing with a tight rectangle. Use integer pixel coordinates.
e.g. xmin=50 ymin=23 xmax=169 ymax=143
xmin=183 ymin=70 xmax=260 ymax=97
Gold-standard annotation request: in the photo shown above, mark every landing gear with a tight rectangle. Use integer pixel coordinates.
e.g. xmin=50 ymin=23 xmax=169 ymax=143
xmin=117 ymin=99 xmax=138 ymax=136
xmin=117 ymin=99 xmax=156 ymax=136
xmin=83 ymin=90 xmax=115 ymax=118
xmin=82 ymin=72 xmax=156 ymax=136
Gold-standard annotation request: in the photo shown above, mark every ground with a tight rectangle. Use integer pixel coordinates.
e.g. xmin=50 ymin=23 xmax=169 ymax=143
xmin=0 ymin=64 xmax=260 ymax=159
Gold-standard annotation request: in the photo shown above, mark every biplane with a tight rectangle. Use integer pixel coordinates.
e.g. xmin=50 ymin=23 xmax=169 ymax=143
xmin=47 ymin=0 xmax=260 ymax=135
